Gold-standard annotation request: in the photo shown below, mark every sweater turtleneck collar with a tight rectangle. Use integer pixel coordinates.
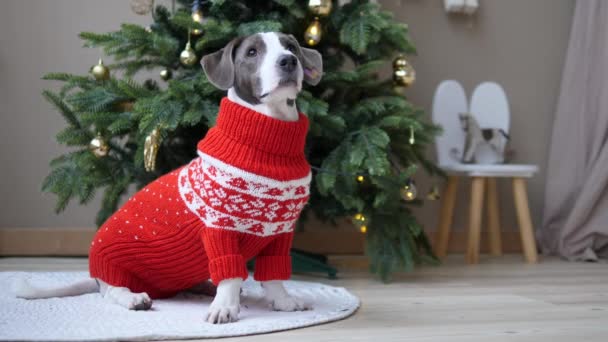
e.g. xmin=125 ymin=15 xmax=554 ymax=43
xmin=198 ymin=97 xmax=309 ymax=157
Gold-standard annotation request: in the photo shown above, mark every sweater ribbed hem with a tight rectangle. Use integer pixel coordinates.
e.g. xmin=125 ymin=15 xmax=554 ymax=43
xmin=253 ymin=255 xmax=292 ymax=281
xmin=89 ymin=255 xmax=171 ymax=299
xmin=208 ymin=254 xmax=249 ymax=285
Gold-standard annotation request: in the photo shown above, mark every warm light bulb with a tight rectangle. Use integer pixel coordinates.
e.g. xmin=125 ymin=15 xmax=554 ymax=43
xmin=360 ymin=225 xmax=367 ymax=233
xmin=356 ymin=175 xmax=365 ymax=183
xmin=192 ymin=10 xmax=203 ymax=35
xmin=401 ymin=180 xmax=418 ymax=201
xmin=192 ymin=11 xmax=203 ymax=23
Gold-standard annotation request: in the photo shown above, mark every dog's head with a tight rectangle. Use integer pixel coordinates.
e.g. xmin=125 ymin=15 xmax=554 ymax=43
xmin=201 ymin=32 xmax=323 ymax=105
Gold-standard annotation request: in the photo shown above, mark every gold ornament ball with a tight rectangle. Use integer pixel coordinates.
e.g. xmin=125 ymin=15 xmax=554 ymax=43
xmin=308 ymin=0 xmax=332 ymax=17
xmin=304 ymin=18 xmax=322 ymax=46
xmin=180 ymin=42 xmax=198 ymax=66
xmin=393 ymin=66 xmax=416 ymax=87
xmin=401 ymin=181 xmax=418 ymax=201
xmin=89 ymin=133 xmax=109 ymax=158
xmin=160 ymin=68 xmax=172 ymax=81
xmin=360 ymin=225 xmax=368 ymax=234
xmin=356 ymin=175 xmax=365 ymax=183
xmin=91 ymin=59 xmax=110 ymax=81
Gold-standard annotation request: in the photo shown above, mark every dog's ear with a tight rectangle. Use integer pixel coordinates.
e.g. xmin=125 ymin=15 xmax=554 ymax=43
xmin=201 ymin=37 xmax=242 ymax=90
xmin=287 ymin=35 xmax=323 ymax=86
xmin=299 ymin=47 xmax=323 ymax=86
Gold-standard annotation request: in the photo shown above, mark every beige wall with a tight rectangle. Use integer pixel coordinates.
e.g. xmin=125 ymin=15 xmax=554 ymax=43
xmin=0 ymin=0 xmax=152 ymax=228
xmin=0 ymin=1 xmax=574 ymax=232
xmin=382 ymin=0 xmax=574 ymax=232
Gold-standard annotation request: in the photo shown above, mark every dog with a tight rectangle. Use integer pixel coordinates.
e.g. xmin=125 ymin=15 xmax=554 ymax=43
xmin=13 ymin=32 xmax=323 ymax=325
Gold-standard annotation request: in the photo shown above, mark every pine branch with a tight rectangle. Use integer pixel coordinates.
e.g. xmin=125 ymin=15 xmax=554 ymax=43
xmin=42 ymin=90 xmax=81 ymax=128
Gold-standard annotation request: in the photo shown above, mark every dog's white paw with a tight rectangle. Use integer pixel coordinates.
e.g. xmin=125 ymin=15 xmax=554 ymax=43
xmin=270 ymin=295 xmax=311 ymax=312
xmin=107 ymin=288 xmax=152 ymax=310
xmin=205 ymin=278 xmax=242 ymax=324
xmin=206 ymin=303 xmax=240 ymax=324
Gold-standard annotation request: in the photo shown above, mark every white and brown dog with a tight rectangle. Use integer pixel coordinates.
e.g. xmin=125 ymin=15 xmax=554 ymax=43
xmin=13 ymin=32 xmax=323 ymax=325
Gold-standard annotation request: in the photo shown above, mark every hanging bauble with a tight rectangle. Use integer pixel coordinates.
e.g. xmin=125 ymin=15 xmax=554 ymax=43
xmin=426 ymin=185 xmax=441 ymax=201
xmin=130 ymin=0 xmax=154 ymax=15
xmin=180 ymin=41 xmax=198 ymax=66
xmin=159 ymin=68 xmax=172 ymax=81
xmin=89 ymin=133 xmax=109 ymax=158
xmin=393 ymin=55 xmax=416 ymax=87
xmin=191 ymin=9 xmax=204 ymax=35
xmin=401 ymin=179 xmax=417 ymax=201
xmin=304 ymin=17 xmax=322 ymax=46
xmin=308 ymin=0 xmax=332 ymax=17
xmin=356 ymin=175 xmax=365 ymax=183
xmin=144 ymin=127 xmax=161 ymax=172
xmin=91 ymin=59 xmax=110 ymax=81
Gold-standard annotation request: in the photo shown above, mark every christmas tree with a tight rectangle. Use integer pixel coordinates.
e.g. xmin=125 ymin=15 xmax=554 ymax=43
xmin=42 ymin=0 xmax=442 ymax=281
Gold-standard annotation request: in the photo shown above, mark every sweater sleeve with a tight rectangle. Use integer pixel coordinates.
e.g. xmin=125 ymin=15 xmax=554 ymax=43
xmin=254 ymin=231 xmax=293 ymax=281
xmin=201 ymin=228 xmax=249 ymax=285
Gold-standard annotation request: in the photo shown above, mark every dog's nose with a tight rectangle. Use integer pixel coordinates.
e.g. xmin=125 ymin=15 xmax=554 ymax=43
xmin=278 ymin=55 xmax=297 ymax=73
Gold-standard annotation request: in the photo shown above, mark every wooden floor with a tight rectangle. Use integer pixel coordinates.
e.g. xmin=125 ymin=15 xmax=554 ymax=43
xmin=1 ymin=255 xmax=607 ymax=342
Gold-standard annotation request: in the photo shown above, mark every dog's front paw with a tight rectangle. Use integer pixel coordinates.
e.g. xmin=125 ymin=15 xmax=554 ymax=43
xmin=205 ymin=278 xmax=242 ymax=324
xmin=206 ymin=303 xmax=239 ymax=324
xmin=270 ymin=295 xmax=311 ymax=312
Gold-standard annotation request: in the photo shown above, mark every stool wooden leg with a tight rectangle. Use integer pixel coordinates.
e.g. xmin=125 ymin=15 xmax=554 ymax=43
xmin=435 ymin=176 xmax=459 ymax=258
xmin=486 ymin=178 xmax=502 ymax=256
xmin=466 ymin=177 xmax=485 ymax=264
xmin=512 ymin=178 xmax=538 ymax=263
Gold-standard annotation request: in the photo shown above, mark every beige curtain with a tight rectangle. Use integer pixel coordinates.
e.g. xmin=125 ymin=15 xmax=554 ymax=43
xmin=540 ymin=0 xmax=608 ymax=261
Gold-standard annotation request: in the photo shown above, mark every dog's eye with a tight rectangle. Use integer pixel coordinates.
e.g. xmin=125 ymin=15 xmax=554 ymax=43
xmin=286 ymin=44 xmax=296 ymax=53
xmin=247 ymin=48 xmax=257 ymax=57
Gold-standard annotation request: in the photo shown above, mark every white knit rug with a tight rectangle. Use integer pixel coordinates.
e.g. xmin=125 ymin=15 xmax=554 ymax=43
xmin=0 ymin=272 xmax=359 ymax=341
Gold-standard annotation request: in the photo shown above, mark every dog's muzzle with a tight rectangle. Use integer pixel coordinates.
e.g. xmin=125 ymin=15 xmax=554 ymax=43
xmin=278 ymin=55 xmax=298 ymax=74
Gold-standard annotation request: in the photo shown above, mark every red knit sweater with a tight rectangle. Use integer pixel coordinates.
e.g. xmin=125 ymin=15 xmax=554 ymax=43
xmin=89 ymin=98 xmax=310 ymax=299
